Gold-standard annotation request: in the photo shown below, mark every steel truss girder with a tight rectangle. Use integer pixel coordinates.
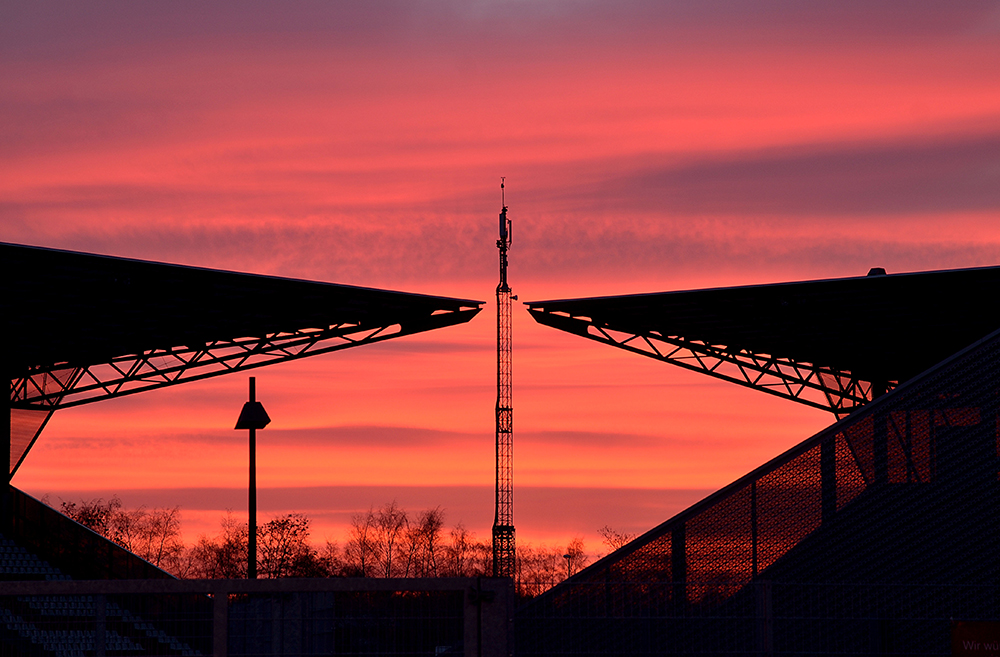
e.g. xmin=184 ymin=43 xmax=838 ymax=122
xmin=527 ymin=309 xmax=895 ymax=416
xmin=12 ymin=312 xmax=477 ymax=411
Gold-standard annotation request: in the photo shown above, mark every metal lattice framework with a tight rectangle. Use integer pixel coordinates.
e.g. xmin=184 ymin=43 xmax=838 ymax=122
xmin=525 ymin=309 xmax=889 ymax=417
xmin=493 ymin=194 xmax=516 ymax=578
xmin=11 ymin=318 xmax=470 ymax=412
xmin=526 ymin=266 xmax=1000 ymax=419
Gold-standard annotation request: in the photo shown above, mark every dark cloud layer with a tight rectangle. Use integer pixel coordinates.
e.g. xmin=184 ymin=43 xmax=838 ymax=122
xmin=4 ymin=1 xmax=993 ymax=63
xmin=48 ymin=425 xmax=683 ymax=450
xmin=39 ymin=483 xmax=715 ymax=540
xmin=544 ymin=131 xmax=1000 ymax=217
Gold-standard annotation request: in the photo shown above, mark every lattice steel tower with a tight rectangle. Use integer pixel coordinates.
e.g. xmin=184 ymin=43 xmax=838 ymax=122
xmin=493 ymin=179 xmax=516 ymax=578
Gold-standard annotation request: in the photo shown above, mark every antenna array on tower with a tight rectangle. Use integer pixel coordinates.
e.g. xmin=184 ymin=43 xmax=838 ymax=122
xmin=493 ymin=178 xmax=516 ymax=578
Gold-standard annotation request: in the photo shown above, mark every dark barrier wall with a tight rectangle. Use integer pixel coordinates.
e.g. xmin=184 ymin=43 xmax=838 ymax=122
xmin=0 ymin=578 xmax=513 ymax=657
xmin=9 ymin=485 xmax=173 ymax=580
xmin=517 ymin=327 xmax=1000 ymax=655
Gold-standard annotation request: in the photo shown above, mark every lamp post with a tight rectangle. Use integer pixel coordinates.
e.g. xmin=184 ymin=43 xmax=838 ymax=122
xmin=235 ymin=376 xmax=270 ymax=579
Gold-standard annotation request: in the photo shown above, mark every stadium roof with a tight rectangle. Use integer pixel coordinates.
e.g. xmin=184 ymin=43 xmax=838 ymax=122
xmin=4 ymin=242 xmax=482 ymax=377
xmin=525 ymin=265 xmax=1000 ymax=387
xmin=4 ymin=242 xmax=483 ymax=474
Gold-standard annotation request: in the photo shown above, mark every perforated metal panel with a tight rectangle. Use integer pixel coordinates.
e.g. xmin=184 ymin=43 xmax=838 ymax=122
xmin=516 ymin=328 xmax=1000 ymax=654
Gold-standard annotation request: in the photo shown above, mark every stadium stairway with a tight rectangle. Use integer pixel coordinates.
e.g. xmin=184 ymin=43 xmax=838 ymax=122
xmin=0 ymin=487 xmax=208 ymax=657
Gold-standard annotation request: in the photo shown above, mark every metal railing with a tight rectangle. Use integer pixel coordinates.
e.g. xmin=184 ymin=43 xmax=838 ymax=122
xmin=0 ymin=577 xmax=513 ymax=657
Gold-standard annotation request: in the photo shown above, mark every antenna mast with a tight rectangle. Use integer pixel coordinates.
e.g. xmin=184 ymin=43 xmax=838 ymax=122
xmin=493 ymin=178 xmax=516 ymax=577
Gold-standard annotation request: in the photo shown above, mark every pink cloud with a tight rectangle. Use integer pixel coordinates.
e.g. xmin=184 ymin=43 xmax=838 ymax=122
xmin=6 ymin=0 xmax=1000 ymax=552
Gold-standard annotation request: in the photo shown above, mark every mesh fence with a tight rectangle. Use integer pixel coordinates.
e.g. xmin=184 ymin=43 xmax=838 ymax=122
xmin=10 ymin=367 xmax=80 ymax=475
xmin=0 ymin=583 xmax=491 ymax=657
xmin=0 ymin=593 xmax=212 ymax=657
xmin=515 ymin=328 xmax=1000 ymax=654
xmin=228 ymin=590 xmax=465 ymax=656
xmin=515 ymin=581 xmax=1000 ymax=656
xmin=10 ymin=408 xmax=51 ymax=476
xmin=0 ymin=590 xmax=464 ymax=657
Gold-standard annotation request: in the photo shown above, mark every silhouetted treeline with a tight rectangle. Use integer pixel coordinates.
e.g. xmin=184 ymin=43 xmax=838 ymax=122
xmin=59 ymin=496 xmax=185 ymax=573
xmin=56 ymin=496 xmax=601 ymax=596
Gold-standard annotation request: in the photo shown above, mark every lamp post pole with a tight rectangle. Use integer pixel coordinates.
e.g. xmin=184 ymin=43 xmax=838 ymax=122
xmin=248 ymin=378 xmax=257 ymax=580
xmin=235 ymin=376 xmax=270 ymax=580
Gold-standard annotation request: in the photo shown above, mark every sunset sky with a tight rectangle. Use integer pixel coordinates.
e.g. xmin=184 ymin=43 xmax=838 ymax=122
xmin=3 ymin=1 xmax=1000 ymax=554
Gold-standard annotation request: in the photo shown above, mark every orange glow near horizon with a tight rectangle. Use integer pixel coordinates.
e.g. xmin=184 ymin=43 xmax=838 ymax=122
xmin=5 ymin=2 xmax=1000 ymax=553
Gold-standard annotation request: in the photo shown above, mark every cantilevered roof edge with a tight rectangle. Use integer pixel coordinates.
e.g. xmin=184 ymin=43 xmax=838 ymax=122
xmin=523 ymin=263 xmax=1000 ymax=308
xmin=4 ymin=242 xmax=485 ymax=372
xmin=2 ymin=241 xmax=483 ymax=307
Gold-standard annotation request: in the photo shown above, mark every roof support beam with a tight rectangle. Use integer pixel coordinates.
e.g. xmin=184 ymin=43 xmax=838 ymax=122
xmin=527 ymin=307 xmax=895 ymax=416
xmin=12 ymin=308 xmax=479 ymax=411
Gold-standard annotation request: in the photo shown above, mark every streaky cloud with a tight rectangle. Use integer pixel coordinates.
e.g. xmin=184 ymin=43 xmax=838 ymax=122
xmin=553 ymin=130 xmax=1000 ymax=217
xmin=36 ymin=483 xmax=717 ymax=542
xmin=4 ymin=0 xmax=993 ymax=63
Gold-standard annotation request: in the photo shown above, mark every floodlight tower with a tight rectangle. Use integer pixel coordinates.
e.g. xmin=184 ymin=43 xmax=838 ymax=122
xmin=493 ymin=178 xmax=516 ymax=577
